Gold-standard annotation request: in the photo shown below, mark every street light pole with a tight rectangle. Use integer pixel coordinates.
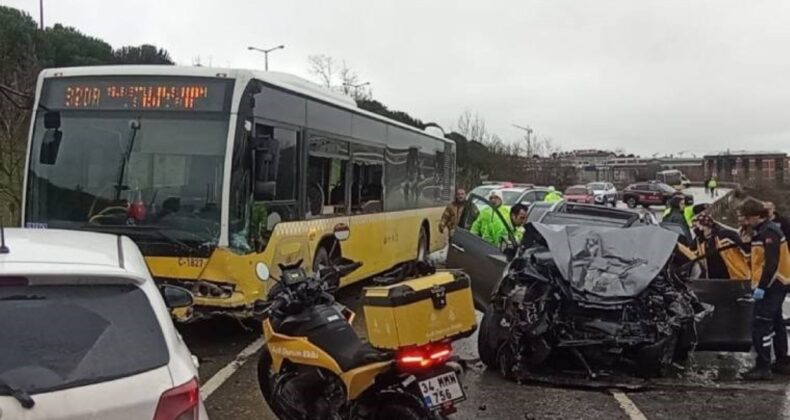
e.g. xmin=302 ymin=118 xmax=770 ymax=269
xmin=513 ymin=124 xmax=533 ymax=157
xmin=342 ymin=81 xmax=370 ymax=98
xmin=39 ymin=0 xmax=44 ymax=30
xmin=247 ymin=45 xmax=285 ymax=71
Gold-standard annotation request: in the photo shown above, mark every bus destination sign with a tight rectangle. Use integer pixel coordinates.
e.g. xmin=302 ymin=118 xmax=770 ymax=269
xmin=43 ymin=77 xmax=231 ymax=112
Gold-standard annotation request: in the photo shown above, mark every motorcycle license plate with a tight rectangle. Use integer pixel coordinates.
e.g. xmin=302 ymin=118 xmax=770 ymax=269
xmin=418 ymin=371 xmax=465 ymax=409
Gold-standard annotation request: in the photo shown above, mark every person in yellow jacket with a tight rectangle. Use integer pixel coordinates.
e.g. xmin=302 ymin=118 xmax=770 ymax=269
xmin=688 ymin=213 xmax=750 ymax=280
xmin=470 ymin=191 xmax=520 ymax=246
xmin=739 ymin=200 xmax=790 ymax=379
xmin=543 ymin=186 xmax=563 ymax=203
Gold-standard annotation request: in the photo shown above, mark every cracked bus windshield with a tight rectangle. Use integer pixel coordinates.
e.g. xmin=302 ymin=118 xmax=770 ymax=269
xmin=25 ymin=105 xmax=229 ymax=250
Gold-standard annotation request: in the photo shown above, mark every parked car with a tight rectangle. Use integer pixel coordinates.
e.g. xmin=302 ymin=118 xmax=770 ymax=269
xmin=587 ymin=182 xmax=618 ymax=205
xmin=499 ymin=187 xmax=529 ymax=205
xmin=469 ymin=184 xmax=504 ymax=199
xmin=0 ymin=228 xmax=208 ymax=420
xmin=510 ymin=187 xmax=555 ymax=206
xmin=446 ymin=195 xmax=751 ymax=352
xmin=563 ymin=185 xmax=595 ymax=204
xmin=622 ymin=181 xmax=694 ymax=209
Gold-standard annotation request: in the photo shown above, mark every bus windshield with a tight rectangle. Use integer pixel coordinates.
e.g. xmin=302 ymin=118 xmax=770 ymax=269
xmin=25 ymin=111 xmax=229 ymax=249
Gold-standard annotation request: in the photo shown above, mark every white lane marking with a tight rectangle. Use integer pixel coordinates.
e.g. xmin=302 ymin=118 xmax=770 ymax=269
xmin=610 ymin=390 xmax=648 ymax=420
xmin=202 ymin=337 xmax=265 ymax=399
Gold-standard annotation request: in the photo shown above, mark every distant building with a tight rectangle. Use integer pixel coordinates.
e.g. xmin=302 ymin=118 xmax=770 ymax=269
xmin=563 ymin=149 xmax=616 ymax=167
xmin=703 ymin=151 xmax=788 ymax=187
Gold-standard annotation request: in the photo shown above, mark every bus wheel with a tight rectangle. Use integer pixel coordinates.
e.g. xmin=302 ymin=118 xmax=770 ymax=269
xmin=416 ymin=227 xmax=428 ymax=262
xmin=313 ymin=246 xmax=339 ymax=290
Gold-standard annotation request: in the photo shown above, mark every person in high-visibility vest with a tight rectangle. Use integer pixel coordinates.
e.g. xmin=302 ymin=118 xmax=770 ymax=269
xmin=543 ymin=186 xmax=563 ymax=203
xmin=662 ymin=194 xmax=694 ymax=227
xmin=708 ymin=177 xmax=718 ymax=198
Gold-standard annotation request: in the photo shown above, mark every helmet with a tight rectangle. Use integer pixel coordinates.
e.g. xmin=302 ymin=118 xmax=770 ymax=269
xmin=548 ymin=186 xmax=556 ymax=192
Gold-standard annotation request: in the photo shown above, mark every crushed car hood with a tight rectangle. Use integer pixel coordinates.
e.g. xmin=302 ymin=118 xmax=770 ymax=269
xmin=527 ymin=223 xmax=679 ymax=301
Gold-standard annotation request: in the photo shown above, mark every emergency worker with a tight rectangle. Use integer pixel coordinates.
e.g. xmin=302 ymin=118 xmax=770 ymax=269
xmin=470 ymin=190 xmax=512 ymax=246
xmin=740 ymin=200 xmax=790 ymax=379
xmin=765 ymin=201 xmax=790 ymax=251
xmin=663 ymin=196 xmax=692 ymax=241
xmin=543 ymin=186 xmax=562 ymax=203
xmin=691 ymin=213 xmax=750 ymax=279
xmin=662 ymin=193 xmax=694 ymax=227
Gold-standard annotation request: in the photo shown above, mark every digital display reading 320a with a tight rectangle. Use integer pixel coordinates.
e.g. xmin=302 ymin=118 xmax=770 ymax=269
xmin=42 ymin=77 xmax=231 ymax=112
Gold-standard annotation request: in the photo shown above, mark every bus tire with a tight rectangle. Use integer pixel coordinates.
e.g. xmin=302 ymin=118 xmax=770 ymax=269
xmin=416 ymin=226 xmax=428 ymax=262
xmin=313 ymin=246 xmax=339 ymax=290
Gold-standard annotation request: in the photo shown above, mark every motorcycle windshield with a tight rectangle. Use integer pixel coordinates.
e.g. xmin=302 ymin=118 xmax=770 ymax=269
xmin=526 ymin=223 xmax=679 ymax=300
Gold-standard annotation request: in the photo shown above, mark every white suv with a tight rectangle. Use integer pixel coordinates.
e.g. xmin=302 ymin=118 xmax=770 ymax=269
xmin=0 ymin=228 xmax=208 ymax=420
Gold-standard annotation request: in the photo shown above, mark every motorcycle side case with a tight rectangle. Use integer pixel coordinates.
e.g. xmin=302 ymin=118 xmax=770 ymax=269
xmin=362 ymin=271 xmax=477 ymax=350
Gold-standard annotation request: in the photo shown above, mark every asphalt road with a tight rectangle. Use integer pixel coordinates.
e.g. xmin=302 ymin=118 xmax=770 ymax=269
xmin=180 ymin=186 xmax=790 ymax=420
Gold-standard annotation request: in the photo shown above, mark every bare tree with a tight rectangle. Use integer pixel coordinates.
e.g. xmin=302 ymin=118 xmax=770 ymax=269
xmin=457 ymin=110 xmax=489 ymax=143
xmin=533 ymin=136 xmax=561 ymax=157
xmin=307 ymin=54 xmax=336 ymax=88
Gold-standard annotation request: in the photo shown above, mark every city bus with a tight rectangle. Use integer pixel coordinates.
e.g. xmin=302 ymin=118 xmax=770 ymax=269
xmin=22 ymin=65 xmax=455 ymax=320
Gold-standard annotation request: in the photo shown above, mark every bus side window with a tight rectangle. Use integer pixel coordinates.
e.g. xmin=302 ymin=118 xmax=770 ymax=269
xmin=351 ymin=162 xmax=383 ymax=214
xmin=307 ymin=135 xmax=349 ymax=218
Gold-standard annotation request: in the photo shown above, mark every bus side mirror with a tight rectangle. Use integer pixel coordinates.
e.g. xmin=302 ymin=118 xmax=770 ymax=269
xmin=39 ymin=130 xmax=62 ymax=165
xmin=44 ymin=111 xmax=61 ymax=130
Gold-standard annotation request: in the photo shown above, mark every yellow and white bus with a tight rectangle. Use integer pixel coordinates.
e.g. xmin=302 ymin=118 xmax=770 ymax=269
xmin=22 ymin=66 xmax=455 ymax=319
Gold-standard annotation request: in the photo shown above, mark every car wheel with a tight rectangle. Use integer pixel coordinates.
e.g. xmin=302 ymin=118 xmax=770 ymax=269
xmin=478 ymin=305 xmax=506 ymax=368
xmin=626 ymin=197 xmax=637 ymax=208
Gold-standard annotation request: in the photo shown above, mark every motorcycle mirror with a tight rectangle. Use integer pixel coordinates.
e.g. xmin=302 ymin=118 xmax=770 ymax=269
xmin=255 ymin=262 xmax=270 ymax=281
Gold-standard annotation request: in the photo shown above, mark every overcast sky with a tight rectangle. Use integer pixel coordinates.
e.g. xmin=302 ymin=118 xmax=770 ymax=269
xmin=4 ymin=0 xmax=790 ymax=156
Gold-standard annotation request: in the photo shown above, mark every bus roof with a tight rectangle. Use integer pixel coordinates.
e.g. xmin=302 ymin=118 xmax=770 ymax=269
xmin=37 ymin=65 xmax=453 ymax=145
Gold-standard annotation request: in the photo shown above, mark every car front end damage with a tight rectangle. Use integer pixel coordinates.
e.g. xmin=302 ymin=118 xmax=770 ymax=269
xmin=485 ymin=223 xmax=712 ymax=380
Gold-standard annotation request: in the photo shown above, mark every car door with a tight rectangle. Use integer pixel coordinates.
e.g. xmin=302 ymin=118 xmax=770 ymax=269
xmin=446 ymin=194 xmax=509 ymax=309
xmin=691 ymin=278 xmax=753 ymax=351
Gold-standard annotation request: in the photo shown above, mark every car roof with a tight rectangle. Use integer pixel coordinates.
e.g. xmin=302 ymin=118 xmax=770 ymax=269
xmin=0 ymin=228 xmax=147 ymax=280
xmin=500 ymin=187 xmax=526 ymax=192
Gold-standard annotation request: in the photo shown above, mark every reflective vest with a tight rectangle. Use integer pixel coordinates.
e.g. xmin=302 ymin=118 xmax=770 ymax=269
xmin=470 ymin=205 xmax=521 ymax=246
xmin=749 ymin=221 xmax=790 ymax=288
xmin=544 ymin=191 xmax=562 ymax=203
xmin=662 ymin=206 xmax=694 ymax=227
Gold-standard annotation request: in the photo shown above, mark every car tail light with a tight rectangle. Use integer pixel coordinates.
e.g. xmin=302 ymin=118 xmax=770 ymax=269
xmin=396 ymin=342 xmax=453 ymax=372
xmin=153 ymin=377 xmax=199 ymax=420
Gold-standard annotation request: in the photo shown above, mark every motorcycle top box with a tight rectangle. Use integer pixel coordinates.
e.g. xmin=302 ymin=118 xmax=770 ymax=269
xmin=363 ymin=271 xmax=477 ymax=350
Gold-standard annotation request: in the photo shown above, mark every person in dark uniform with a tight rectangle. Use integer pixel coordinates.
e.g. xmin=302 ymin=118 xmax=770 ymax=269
xmin=740 ymin=200 xmax=790 ymax=379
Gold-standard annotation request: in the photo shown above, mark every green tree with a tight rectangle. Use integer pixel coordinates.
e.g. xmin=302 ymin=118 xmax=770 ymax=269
xmin=113 ymin=44 xmax=174 ymax=65
xmin=40 ymin=23 xmax=113 ymax=67
xmin=0 ymin=6 xmax=40 ymax=223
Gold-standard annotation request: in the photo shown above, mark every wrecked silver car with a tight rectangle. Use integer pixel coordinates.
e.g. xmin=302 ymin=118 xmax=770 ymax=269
xmin=477 ymin=222 xmax=712 ymax=379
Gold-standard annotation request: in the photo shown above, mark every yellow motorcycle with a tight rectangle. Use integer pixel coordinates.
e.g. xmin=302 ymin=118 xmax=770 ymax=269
xmin=255 ymin=241 xmax=467 ymax=419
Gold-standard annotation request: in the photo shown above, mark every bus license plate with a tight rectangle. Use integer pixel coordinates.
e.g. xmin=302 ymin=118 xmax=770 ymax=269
xmin=418 ymin=371 xmax=465 ymax=409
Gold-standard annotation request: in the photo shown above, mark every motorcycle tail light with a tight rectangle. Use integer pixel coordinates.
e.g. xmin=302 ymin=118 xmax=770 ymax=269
xmin=153 ymin=377 xmax=199 ymax=420
xmin=396 ymin=342 xmax=453 ymax=372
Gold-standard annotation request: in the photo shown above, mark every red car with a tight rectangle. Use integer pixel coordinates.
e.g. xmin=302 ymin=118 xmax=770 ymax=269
xmin=563 ymin=185 xmax=594 ymax=204
xmin=622 ymin=182 xmax=694 ymax=208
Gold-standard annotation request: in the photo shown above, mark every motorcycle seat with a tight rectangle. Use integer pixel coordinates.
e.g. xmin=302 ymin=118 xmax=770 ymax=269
xmin=308 ymin=322 xmax=390 ymax=372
